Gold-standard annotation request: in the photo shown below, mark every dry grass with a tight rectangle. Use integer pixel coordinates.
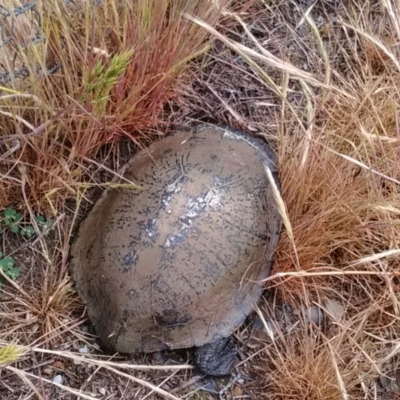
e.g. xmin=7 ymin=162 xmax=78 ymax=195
xmin=1 ymin=0 xmax=400 ymax=399
xmin=183 ymin=0 xmax=400 ymax=398
xmin=0 ymin=0 xmax=229 ymax=214
xmin=262 ymin=331 xmax=349 ymax=399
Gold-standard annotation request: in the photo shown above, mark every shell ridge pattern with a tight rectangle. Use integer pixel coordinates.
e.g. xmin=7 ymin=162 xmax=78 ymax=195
xmin=70 ymin=125 xmax=282 ymax=354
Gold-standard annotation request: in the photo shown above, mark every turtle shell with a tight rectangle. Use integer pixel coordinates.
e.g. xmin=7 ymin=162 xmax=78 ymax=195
xmin=70 ymin=125 xmax=281 ymax=354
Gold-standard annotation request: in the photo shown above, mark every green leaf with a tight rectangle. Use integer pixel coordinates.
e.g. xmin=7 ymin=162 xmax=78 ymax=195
xmin=34 ymin=215 xmax=45 ymax=225
xmin=13 ymin=213 xmax=22 ymax=223
xmin=10 ymin=225 xmax=19 ymax=234
xmin=20 ymin=226 xmax=35 ymax=237
xmin=25 ymin=226 xmax=35 ymax=237
xmin=4 ymin=209 xmax=16 ymax=218
xmin=7 ymin=267 xmax=20 ymax=279
xmin=0 ymin=256 xmax=14 ymax=271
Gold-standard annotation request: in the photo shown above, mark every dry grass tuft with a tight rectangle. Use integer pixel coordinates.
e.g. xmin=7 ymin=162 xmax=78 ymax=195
xmin=0 ymin=239 xmax=82 ymax=348
xmin=272 ymin=7 xmax=400 ymax=305
xmin=187 ymin=2 xmax=399 ymax=296
xmin=263 ymin=332 xmax=347 ymax=399
xmin=0 ymin=0 xmax=229 ymax=213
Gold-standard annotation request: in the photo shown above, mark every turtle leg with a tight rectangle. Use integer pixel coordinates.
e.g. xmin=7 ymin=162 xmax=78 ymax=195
xmin=194 ymin=337 xmax=237 ymax=376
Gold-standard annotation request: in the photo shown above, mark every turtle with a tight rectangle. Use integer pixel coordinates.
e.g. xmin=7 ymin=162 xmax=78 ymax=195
xmin=69 ymin=124 xmax=282 ymax=376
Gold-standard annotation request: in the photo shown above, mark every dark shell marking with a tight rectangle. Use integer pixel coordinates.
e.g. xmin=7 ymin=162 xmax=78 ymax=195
xmin=70 ymin=125 xmax=281 ymax=355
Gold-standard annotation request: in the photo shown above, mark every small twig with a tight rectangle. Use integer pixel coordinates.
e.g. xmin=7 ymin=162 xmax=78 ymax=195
xmin=6 ymin=366 xmax=97 ymax=400
xmin=0 ymin=139 xmax=20 ymax=160
xmin=171 ymin=373 xmax=205 ymax=394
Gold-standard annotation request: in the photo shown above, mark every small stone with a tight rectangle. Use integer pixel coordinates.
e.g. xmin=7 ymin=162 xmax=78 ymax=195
xmin=302 ymin=306 xmax=324 ymax=325
xmin=79 ymin=345 xmax=89 ymax=353
xmin=53 ymin=375 xmax=63 ymax=385
xmin=52 ymin=361 xmax=65 ymax=370
xmin=324 ymin=298 xmax=345 ymax=320
xmin=379 ymin=375 xmax=400 ymax=392
xmin=233 ymin=385 xmax=243 ymax=396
